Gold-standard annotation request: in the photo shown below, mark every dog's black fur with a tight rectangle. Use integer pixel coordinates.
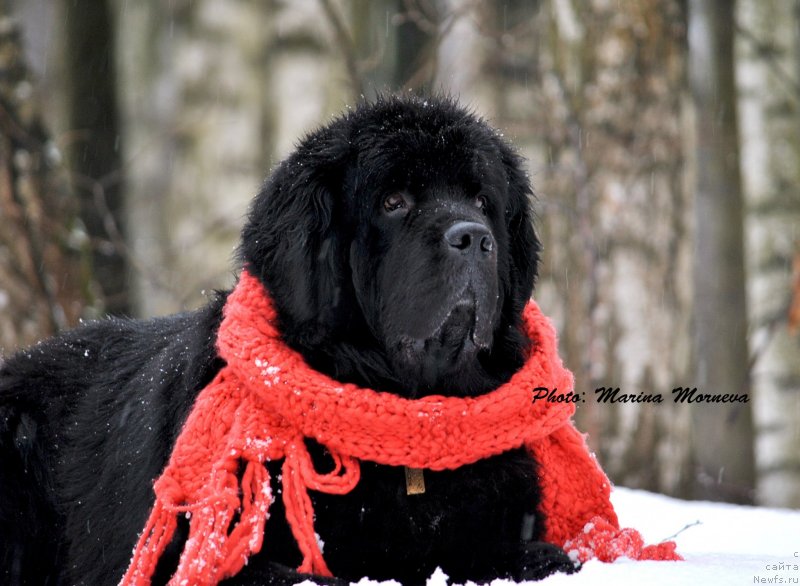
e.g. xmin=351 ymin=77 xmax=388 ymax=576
xmin=0 ymin=96 xmax=576 ymax=585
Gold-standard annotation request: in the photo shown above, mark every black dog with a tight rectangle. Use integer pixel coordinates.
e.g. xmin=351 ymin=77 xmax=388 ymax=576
xmin=0 ymin=96 xmax=576 ymax=585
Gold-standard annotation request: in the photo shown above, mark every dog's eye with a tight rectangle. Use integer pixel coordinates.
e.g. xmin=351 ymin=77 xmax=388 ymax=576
xmin=475 ymin=194 xmax=488 ymax=211
xmin=383 ymin=193 xmax=408 ymax=213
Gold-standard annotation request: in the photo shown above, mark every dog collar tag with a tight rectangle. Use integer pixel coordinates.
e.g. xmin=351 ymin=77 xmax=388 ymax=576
xmin=404 ymin=467 xmax=426 ymax=495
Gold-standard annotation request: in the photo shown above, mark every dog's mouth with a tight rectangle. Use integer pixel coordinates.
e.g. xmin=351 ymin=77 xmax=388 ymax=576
xmin=391 ymin=287 xmax=497 ymax=382
xmin=429 ymin=296 xmax=486 ymax=351
xmin=397 ymin=283 xmax=495 ymax=346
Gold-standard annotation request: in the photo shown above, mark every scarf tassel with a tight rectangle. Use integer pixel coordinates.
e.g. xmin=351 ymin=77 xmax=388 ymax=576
xmin=122 ymin=500 xmax=178 ymax=586
xmin=169 ymin=498 xmax=235 ymax=586
xmin=169 ymin=461 xmax=276 ymax=586
xmin=220 ymin=460 xmax=273 ymax=576
xmin=281 ymin=439 xmax=361 ymax=577
xmin=120 ymin=460 xmax=275 ymax=586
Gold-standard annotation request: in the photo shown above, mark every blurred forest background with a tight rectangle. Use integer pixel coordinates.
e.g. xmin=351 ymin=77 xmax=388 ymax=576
xmin=0 ymin=0 xmax=798 ymax=508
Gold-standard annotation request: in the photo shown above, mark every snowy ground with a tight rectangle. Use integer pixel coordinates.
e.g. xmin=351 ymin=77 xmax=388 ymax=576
xmin=337 ymin=487 xmax=800 ymax=586
xmin=534 ymin=487 xmax=800 ymax=586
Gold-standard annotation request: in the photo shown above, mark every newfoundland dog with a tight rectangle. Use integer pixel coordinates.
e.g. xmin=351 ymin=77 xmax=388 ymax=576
xmin=0 ymin=96 xmax=576 ymax=585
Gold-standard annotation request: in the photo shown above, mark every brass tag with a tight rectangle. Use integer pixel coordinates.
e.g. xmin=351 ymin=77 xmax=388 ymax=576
xmin=404 ymin=467 xmax=426 ymax=495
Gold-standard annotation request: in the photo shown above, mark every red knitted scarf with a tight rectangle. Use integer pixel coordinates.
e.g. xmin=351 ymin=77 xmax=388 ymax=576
xmin=120 ymin=271 xmax=680 ymax=586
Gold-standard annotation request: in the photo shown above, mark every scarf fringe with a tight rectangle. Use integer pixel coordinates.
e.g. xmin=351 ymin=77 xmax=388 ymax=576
xmin=120 ymin=439 xmax=363 ymax=585
xmin=223 ymin=460 xmax=272 ymax=572
xmin=123 ymin=501 xmax=178 ymax=586
xmin=170 ymin=497 xmax=235 ymax=586
xmin=563 ymin=516 xmax=682 ymax=563
xmin=121 ymin=460 xmax=274 ymax=586
xmin=281 ymin=439 xmax=361 ymax=576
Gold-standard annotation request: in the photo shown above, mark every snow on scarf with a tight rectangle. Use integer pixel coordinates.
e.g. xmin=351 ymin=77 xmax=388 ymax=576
xmin=120 ymin=270 xmax=680 ymax=585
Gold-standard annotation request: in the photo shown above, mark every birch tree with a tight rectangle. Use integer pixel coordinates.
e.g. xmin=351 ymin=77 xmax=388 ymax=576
xmin=114 ymin=0 xmax=347 ymax=317
xmin=737 ymin=0 xmax=800 ymax=507
xmin=689 ymin=0 xmax=755 ymax=503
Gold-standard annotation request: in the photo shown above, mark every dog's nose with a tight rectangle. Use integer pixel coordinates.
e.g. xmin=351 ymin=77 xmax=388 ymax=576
xmin=444 ymin=221 xmax=494 ymax=255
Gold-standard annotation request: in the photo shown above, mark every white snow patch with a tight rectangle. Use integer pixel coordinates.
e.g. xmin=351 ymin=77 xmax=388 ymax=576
xmin=348 ymin=577 xmax=403 ymax=586
xmin=536 ymin=487 xmax=800 ymax=585
xmin=426 ymin=567 xmax=449 ymax=586
xmin=243 ymin=437 xmax=272 ymax=452
xmin=255 ymin=358 xmax=281 ymax=385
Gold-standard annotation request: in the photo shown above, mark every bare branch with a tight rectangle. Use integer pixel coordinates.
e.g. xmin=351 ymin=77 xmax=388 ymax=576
xmin=317 ymin=0 xmax=364 ymax=99
xmin=736 ymin=23 xmax=800 ymax=100
xmin=662 ymin=520 xmax=702 ymax=542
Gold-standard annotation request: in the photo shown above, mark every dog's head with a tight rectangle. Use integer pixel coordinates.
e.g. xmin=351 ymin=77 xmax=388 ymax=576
xmin=239 ymin=96 xmax=540 ymax=395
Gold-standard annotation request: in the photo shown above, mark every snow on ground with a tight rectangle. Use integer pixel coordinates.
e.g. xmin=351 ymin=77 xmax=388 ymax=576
xmin=534 ymin=487 xmax=800 ymax=586
xmin=333 ymin=487 xmax=800 ymax=586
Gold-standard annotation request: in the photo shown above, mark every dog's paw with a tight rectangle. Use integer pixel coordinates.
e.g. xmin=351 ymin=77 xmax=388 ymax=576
xmin=516 ymin=542 xmax=579 ymax=581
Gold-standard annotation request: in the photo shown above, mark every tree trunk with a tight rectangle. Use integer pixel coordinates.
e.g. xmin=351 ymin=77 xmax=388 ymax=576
xmin=350 ymin=0 xmax=439 ymax=97
xmin=0 ymin=12 xmax=93 ymax=350
xmin=114 ymin=0 xmax=356 ymax=318
xmin=114 ymin=0 xmax=283 ymax=317
xmin=432 ymin=0 xmax=488 ymax=107
xmin=736 ymin=0 xmax=800 ymax=507
xmin=688 ymin=0 xmax=756 ymax=503
xmin=61 ymin=0 xmax=129 ymax=315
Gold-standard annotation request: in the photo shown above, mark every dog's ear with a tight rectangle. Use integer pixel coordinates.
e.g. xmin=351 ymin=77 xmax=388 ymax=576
xmin=239 ymin=128 xmax=351 ymax=344
xmin=498 ymin=142 xmax=541 ymax=313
